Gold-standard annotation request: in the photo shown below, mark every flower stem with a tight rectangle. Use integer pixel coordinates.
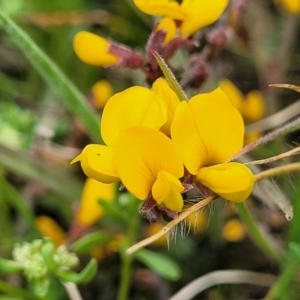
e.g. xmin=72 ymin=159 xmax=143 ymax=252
xmin=235 ymin=202 xmax=281 ymax=263
xmin=117 ymin=212 xmax=140 ymax=300
xmin=264 ymin=244 xmax=300 ymax=300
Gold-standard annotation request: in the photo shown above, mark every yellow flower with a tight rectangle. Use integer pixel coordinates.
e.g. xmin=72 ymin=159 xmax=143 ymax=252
xmin=171 ymin=87 xmax=255 ymax=202
xmin=91 ymin=80 xmax=113 ymax=109
xmin=36 ymin=216 xmax=66 ymax=248
xmin=133 ymin=0 xmax=229 ymax=37
xmin=219 ymin=79 xmax=265 ymax=123
xmin=73 ymin=31 xmax=119 ymax=67
xmin=276 ymin=0 xmax=300 ymax=13
xmin=71 ymin=84 xmax=168 ymax=183
xmin=76 ymin=178 xmax=115 ymax=226
xmin=222 ymin=219 xmax=246 ymax=242
xmin=114 ymin=126 xmax=184 ymax=211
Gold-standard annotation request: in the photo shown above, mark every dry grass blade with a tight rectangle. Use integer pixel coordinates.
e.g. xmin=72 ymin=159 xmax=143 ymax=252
xmin=246 ymin=146 xmax=300 ymax=165
xmin=126 ymin=194 xmax=218 ymax=254
xmin=168 ymin=270 xmax=276 ymax=300
xmin=269 ymin=84 xmax=300 ymax=93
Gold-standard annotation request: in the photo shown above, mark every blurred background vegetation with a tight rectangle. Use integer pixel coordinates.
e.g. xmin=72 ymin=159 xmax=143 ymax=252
xmin=1 ymin=0 xmax=300 ymax=299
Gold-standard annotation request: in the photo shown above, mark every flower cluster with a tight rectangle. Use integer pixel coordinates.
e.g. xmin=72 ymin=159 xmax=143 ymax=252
xmin=72 ymin=76 xmax=255 ymax=220
xmin=73 ymin=0 xmax=231 ymax=85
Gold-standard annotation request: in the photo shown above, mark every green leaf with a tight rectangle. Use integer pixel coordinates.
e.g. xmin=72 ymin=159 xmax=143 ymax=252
xmin=135 ymin=249 xmax=181 ymax=281
xmin=72 ymin=231 xmax=114 ymax=253
xmin=56 ymin=258 xmax=97 ymax=284
xmin=40 ymin=239 xmax=57 ymax=271
xmin=0 ymin=258 xmax=22 ymax=274
xmin=151 ymin=50 xmax=187 ymax=102
xmin=0 ymin=10 xmax=100 ymax=141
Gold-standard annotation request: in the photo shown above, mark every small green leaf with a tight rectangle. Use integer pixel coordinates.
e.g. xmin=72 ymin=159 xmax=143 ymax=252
xmin=135 ymin=249 xmax=181 ymax=281
xmin=56 ymin=258 xmax=97 ymax=284
xmin=151 ymin=50 xmax=188 ymax=102
xmin=72 ymin=231 xmax=114 ymax=253
xmin=40 ymin=239 xmax=57 ymax=271
xmin=0 ymin=258 xmax=22 ymax=274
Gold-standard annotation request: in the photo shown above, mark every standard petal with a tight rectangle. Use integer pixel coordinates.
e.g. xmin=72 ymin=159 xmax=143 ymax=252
xmin=196 ymin=162 xmax=255 ymax=202
xmin=152 ymin=77 xmax=180 ymax=136
xmin=73 ymin=31 xmax=119 ymax=67
xmin=180 ymin=0 xmax=229 ymax=37
xmin=72 ymin=144 xmax=119 ymax=183
xmin=152 ymin=171 xmax=184 ymax=212
xmin=115 ymin=126 xmax=184 ymax=200
xmin=77 ymin=178 xmax=115 ymax=226
xmin=133 ymin=0 xmax=186 ymax=20
xmin=188 ymin=88 xmax=244 ymax=166
xmin=101 ymin=86 xmax=167 ymax=147
xmin=171 ymin=101 xmax=206 ymax=175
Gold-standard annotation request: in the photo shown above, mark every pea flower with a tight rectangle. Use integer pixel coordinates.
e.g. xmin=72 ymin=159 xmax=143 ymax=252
xmin=71 ymin=84 xmax=168 ymax=183
xmin=114 ymin=126 xmax=185 ymax=212
xmin=133 ymin=0 xmax=229 ymax=37
xmin=73 ymin=31 xmax=143 ymax=68
xmin=171 ymin=87 xmax=255 ymax=202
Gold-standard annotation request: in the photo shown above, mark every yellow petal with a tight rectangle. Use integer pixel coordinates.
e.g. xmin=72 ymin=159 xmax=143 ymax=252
xmin=152 ymin=77 xmax=180 ymax=136
xmin=276 ymin=0 xmax=300 ymax=13
xmin=115 ymin=126 xmax=184 ymax=200
xmin=91 ymin=80 xmax=113 ymax=109
xmin=242 ymin=90 xmax=265 ymax=123
xmin=36 ymin=216 xmax=66 ymax=248
xmin=101 ymin=86 xmax=167 ymax=147
xmin=133 ymin=0 xmax=186 ymax=20
xmin=171 ymin=88 xmax=244 ymax=174
xmin=156 ymin=18 xmax=177 ymax=44
xmin=73 ymin=31 xmax=119 ymax=67
xmin=171 ymin=101 xmax=205 ymax=174
xmin=77 ymin=178 xmax=115 ymax=226
xmin=219 ymin=79 xmax=244 ymax=112
xmin=72 ymin=144 xmax=119 ymax=183
xmin=152 ymin=170 xmax=184 ymax=212
xmin=196 ymin=162 xmax=255 ymax=202
xmin=180 ymin=0 xmax=229 ymax=37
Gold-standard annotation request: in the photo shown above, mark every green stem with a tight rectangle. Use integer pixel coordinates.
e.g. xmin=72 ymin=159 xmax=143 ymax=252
xmin=0 ymin=279 xmax=40 ymax=300
xmin=236 ymin=202 xmax=281 ymax=263
xmin=264 ymin=244 xmax=300 ymax=300
xmin=0 ymin=10 xmax=100 ymax=141
xmin=117 ymin=213 xmax=139 ymax=300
